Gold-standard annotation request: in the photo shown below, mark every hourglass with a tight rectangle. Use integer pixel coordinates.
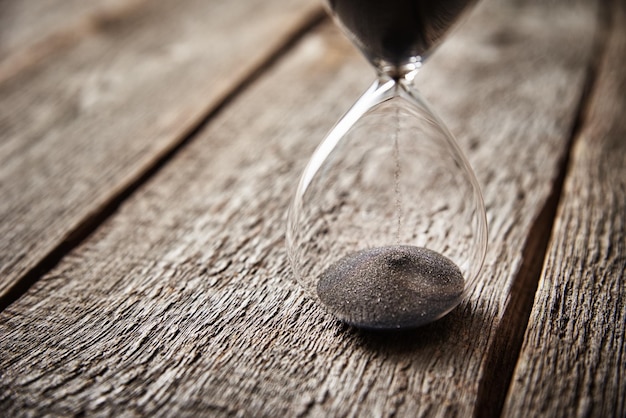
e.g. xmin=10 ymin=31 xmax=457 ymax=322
xmin=287 ymin=0 xmax=487 ymax=329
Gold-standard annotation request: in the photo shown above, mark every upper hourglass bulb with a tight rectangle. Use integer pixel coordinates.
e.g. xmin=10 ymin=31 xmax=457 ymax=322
xmin=287 ymin=0 xmax=486 ymax=329
xmin=326 ymin=0 xmax=478 ymax=77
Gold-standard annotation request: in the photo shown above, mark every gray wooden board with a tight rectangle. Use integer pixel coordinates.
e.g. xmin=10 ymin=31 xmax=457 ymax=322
xmin=0 ymin=0 xmax=601 ymax=416
xmin=503 ymin=1 xmax=626 ymax=416
xmin=0 ymin=0 xmax=321 ymax=299
xmin=0 ymin=0 xmax=148 ymax=82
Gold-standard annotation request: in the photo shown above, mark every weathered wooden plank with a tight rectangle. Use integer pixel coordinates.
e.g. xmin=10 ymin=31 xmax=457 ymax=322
xmin=0 ymin=0 xmax=322 ymax=301
xmin=0 ymin=0 xmax=599 ymax=416
xmin=503 ymin=1 xmax=626 ymax=416
xmin=0 ymin=0 xmax=147 ymax=82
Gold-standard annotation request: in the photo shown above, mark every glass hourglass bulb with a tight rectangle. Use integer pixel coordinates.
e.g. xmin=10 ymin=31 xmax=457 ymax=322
xmin=287 ymin=0 xmax=486 ymax=329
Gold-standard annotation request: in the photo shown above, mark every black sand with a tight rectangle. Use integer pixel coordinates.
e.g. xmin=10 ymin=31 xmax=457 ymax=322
xmin=317 ymin=245 xmax=464 ymax=329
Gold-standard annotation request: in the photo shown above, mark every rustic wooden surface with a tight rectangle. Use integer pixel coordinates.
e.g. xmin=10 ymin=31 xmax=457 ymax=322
xmin=0 ymin=0 xmax=148 ymax=82
xmin=0 ymin=0 xmax=623 ymax=416
xmin=0 ymin=0 xmax=322 ymax=302
xmin=503 ymin=1 xmax=626 ymax=416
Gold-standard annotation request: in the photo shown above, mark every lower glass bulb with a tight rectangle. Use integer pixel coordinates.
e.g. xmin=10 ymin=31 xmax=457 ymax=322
xmin=287 ymin=77 xmax=487 ymax=329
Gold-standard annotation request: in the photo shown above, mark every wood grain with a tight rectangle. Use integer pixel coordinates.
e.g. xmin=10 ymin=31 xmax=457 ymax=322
xmin=0 ymin=0 xmax=148 ymax=83
xmin=0 ymin=0 xmax=600 ymax=416
xmin=0 ymin=0 xmax=321 ymax=300
xmin=503 ymin=1 xmax=626 ymax=416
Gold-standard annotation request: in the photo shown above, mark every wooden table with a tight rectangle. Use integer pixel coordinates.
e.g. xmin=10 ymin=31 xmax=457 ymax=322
xmin=1 ymin=0 xmax=624 ymax=416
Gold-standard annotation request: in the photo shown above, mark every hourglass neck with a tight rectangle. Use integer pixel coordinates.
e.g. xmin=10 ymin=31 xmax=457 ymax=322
xmin=376 ymin=60 xmax=421 ymax=85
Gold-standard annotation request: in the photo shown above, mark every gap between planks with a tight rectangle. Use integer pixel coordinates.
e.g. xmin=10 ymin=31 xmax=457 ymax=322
xmin=474 ymin=1 xmax=612 ymax=417
xmin=0 ymin=8 xmax=327 ymax=313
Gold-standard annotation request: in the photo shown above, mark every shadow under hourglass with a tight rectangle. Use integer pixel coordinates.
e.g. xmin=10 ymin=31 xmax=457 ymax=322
xmin=346 ymin=301 xmax=492 ymax=355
